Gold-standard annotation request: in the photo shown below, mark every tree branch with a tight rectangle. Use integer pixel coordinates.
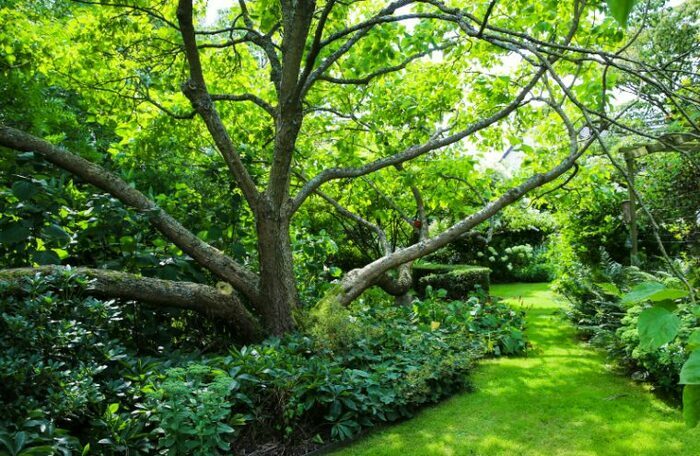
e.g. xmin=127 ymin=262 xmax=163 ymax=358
xmin=316 ymin=44 xmax=452 ymax=85
xmin=176 ymin=0 xmax=261 ymax=210
xmin=211 ymin=93 xmax=277 ymax=118
xmin=314 ymin=188 xmax=391 ymax=256
xmin=292 ymin=66 xmax=546 ymax=212
xmin=337 ymin=134 xmax=596 ymax=305
xmin=0 ymin=266 xmax=262 ymax=342
xmin=0 ymin=125 xmax=260 ymax=302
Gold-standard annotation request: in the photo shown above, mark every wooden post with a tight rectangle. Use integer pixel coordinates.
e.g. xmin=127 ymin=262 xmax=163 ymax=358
xmin=623 ymin=149 xmax=638 ymax=266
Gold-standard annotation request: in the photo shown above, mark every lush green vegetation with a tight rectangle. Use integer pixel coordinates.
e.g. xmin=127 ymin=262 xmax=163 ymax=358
xmin=333 ymin=283 xmax=700 ymax=456
xmin=0 ymin=0 xmax=698 ymax=454
xmin=0 ymin=270 xmax=527 ymax=454
xmin=413 ymin=263 xmax=491 ymax=298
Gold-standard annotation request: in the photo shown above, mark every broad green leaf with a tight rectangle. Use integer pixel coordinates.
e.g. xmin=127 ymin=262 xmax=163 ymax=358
xmin=680 ymin=351 xmax=700 ymax=385
xmin=0 ymin=222 xmax=31 ymax=244
xmin=606 ymin=0 xmax=638 ymax=27
xmin=42 ymin=224 xmax=71 ymax=243
xmin=637 ymin=306 xmax=681 ymax=350
xmin=688 ymin=329 xmax=700 ymax=352
xmin=683 ymin=385 xmax=700 ymax=428
xmin=11 ymin=180 xmax=39 ymax=200
xmin=32 ymin=250 xmax=61 ymax=265
xmin=621 ymin=282 xmax=688 ymax=305
xmin=595 ymin=282 xmax=621 ymax=296
xmin=14 ymin=431 xmax=26 ymax=451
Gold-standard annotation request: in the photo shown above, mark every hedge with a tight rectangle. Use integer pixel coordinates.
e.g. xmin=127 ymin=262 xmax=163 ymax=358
xmin=414 ymin=263 xmax=491 ymax=299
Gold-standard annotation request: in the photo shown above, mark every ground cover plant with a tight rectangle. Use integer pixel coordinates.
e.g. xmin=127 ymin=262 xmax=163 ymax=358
xmin=0 ymin=269 xmax=526 ymax=454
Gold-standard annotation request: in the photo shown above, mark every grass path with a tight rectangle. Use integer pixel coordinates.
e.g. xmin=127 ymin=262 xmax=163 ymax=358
xmin=332 ymin=283 xmax=698 ymax=456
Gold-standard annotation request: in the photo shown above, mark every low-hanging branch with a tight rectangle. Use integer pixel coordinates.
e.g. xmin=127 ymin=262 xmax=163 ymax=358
xmin=0 ymin=125 xmax=261 ymax=302
xmin=0 ymin=266 xmax=262 ymax=341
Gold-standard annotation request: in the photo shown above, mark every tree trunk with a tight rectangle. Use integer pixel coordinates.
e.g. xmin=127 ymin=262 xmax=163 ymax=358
xmin=256 ymin=208 xmax=298 ymax=335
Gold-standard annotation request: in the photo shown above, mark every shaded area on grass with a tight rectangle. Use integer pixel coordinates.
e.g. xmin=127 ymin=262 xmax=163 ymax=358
xmin=332 ymin=283 xmax=697 ymax=456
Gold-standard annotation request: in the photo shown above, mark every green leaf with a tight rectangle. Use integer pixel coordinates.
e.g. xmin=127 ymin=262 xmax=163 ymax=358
xmin=42 ymin=224 xmax=71 ymax=244
xmin=32 ymin=250 xmax=61 ymax=265
xmin=688 ymin=329 xmax=700 ymax=352
xmin=14 ymin=431 xmax=26 ymax=451
xmin=595 ymin=282 xmax=621 ymax=296
xmin=11 ymin=180 xmax=39 ymax=201
xmin=216 ymin=423 xmax=235 ymax=434
xmin=637 ymin=306 xmax=681 ymax=351
xmin=0 ymin=222 xmax=31 ymax=244
xmin=21 ymin=446 xmax=56 ymax=455
xmin=680 ymin=351 xmax=700 ymax=385
xmin=621 ymin=282 xmax=687 ymax=305
xmin=683 ymin=385 xmax=700 ymax=428
xmin=606 ymin=0 xmax=637 ymax=27
xmin=119 ymin=235 xmax=136 ymax=253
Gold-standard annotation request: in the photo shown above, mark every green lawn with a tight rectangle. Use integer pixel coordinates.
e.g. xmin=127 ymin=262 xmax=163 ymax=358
xmin=332 ymin=283 xmax=698 ymax=456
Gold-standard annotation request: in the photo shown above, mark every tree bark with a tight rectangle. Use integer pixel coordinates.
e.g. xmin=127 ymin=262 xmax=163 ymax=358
xmin=0 ymin=266 xmax=263 ymax=342
xmin=255 ymin=207 xmax=298 ymax=334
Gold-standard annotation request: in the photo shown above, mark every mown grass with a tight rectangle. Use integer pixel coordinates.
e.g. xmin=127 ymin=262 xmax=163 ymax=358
xmin=332 ymin=282 xmax=698 ymax=456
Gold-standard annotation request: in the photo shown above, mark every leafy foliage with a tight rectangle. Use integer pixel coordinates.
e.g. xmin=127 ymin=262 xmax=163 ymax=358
xmin=415 ymin=264 xmax=491 ymax=299
xmin=0 ymin=269 xmax=128 ymax=423
xmin=560 ymin=261 xmax=699 ymax=427
xmin=606 ymin=0 xmax=638 ymax=27
xmin=0 ymin=271 xmax=528 ymax=453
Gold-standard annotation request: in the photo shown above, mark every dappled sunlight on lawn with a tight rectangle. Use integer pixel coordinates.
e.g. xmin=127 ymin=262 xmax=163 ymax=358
xmin=333 ymin=283 xmax=697 ymax=456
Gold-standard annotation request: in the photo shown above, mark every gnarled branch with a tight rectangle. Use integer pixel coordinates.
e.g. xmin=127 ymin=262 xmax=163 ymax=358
xmin=0 ymin=266 xmax=262 ymax=342
xmin=0 ymin=125 xmax=260 ymax=302
xmin=176 ymin=0 xmax=262 ymax=210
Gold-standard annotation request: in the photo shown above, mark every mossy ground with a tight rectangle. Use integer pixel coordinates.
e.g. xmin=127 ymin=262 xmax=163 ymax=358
xmin=332 ymin=283 xmax=699 ymax=456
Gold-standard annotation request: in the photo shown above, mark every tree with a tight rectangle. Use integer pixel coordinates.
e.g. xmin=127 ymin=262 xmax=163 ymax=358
xmin=0 ymin=0 xmax=696 ymax=340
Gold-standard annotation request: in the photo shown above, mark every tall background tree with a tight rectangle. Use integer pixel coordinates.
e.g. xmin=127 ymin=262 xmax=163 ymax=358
xmin=1 ymin=0 xmax=697 ymax=340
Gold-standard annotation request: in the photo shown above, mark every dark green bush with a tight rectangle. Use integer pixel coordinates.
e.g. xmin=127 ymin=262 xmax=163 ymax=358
xmin=415 ymin=263 xmax=490 ymax=299
xmin=0 ymin=268 xmax=128 ymax=423
xmin=0 ymin=271 xmax=528 ymax=454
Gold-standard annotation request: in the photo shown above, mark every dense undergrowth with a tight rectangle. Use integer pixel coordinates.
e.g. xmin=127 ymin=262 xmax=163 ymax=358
xmin=556 ymin=255 xmax=698 ymax=400
xmin=0 ymin=269 xmax=527 ymax=455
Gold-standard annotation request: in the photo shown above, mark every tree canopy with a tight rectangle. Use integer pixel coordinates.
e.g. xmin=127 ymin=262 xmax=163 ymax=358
xmin=1 ymin=0 xmax=698 ymax=339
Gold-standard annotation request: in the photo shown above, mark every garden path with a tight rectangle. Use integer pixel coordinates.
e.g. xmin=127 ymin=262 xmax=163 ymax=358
xmin=332 ymin=282 xmax=699 ymax=456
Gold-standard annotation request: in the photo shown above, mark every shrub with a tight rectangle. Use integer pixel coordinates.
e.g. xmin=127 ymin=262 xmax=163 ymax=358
xmin=560 ymin=260 xmax=697 ymax=399
xmin=412 ymin=287 xmax=528 ymax=356
xmin=613 ymin=305 xmax=694 ymax=394
xmin=415 ymin=263 xmax=490 ymax=299
xmin=306 ymin=285 xmax=361 ymax=351
xmin=0 ymin=268 xmax=128 ymax=423
xmin=145 ymin=364 xmax=249 ymax=455
xmin=0 ymin=271 xmax=528 ymax=454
